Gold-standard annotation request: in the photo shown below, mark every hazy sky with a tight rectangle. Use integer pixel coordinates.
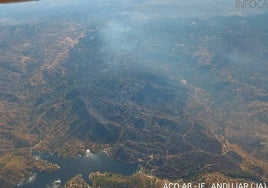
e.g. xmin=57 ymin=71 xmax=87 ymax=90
xmin=0 ymin=0 xmax=267 ymax=23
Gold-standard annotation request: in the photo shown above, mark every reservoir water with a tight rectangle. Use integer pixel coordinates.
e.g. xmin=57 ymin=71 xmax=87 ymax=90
xmin=18 ymin=152 xmax=138 ymax=188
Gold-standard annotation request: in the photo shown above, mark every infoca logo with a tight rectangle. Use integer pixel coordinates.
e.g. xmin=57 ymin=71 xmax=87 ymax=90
xmin=236 ymin=0 xmax=268 ymax=8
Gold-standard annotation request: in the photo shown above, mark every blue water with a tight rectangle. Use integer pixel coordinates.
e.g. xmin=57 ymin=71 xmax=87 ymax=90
xmin=18 ymin=152 xmax=138 ymax=188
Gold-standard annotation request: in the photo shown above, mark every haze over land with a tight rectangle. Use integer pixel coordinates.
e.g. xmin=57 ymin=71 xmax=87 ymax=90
xmin=0 ymin=0 xmax=267 ymax=187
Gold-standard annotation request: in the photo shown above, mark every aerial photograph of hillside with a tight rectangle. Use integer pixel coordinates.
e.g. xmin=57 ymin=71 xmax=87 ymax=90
xmin=0 ymin=0 xmax=267 ymax=187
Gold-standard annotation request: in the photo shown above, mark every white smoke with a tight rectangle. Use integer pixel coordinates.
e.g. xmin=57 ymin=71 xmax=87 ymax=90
xmin=85 ymin=149 xmax=93 ymax=157
xmin=17 ymin=173 xmax=37 ymax=187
